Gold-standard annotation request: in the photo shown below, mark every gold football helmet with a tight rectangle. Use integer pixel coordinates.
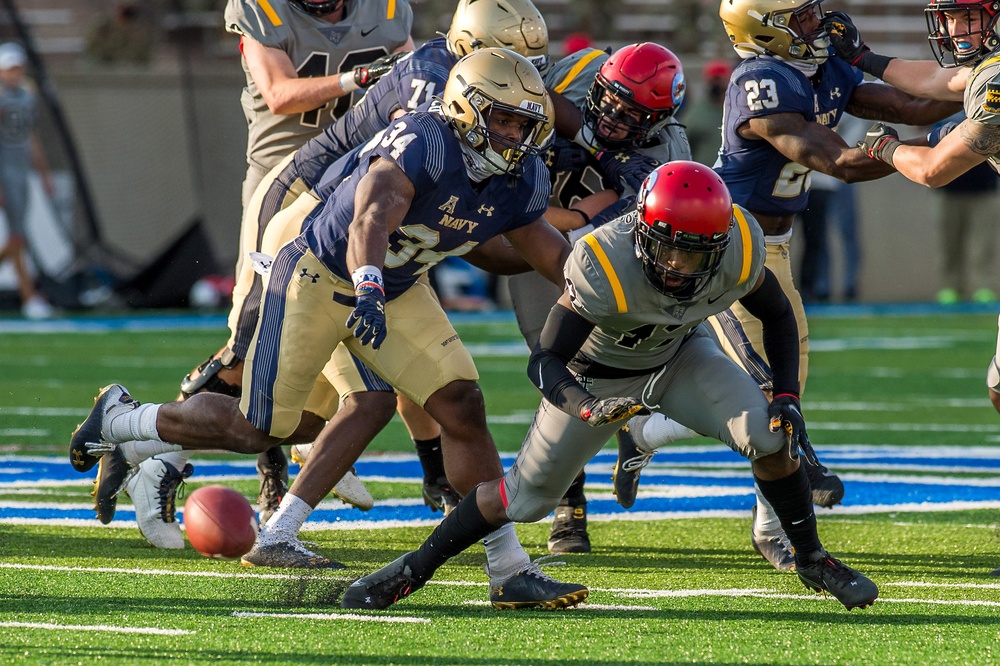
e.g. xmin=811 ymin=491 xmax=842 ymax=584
xmin=441 ymin=48 xmax=554 ymax=177
xmin=446 ymin=0 xmax=550 ymax=74
xmin=719 ymin=0 xmax=831 ymax=64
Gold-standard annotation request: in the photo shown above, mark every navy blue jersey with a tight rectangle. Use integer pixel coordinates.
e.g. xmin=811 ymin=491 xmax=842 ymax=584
xmin=304 ymin=110 xmax=551 ymax=299
xmin=715 ymin=56 xmax=863 ymax=217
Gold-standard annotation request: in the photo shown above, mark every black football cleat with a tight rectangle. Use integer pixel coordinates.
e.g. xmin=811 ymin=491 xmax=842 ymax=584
xmin=804 ymin=457 xmax=845 ymax=508
xmin=92 ymin=446 xmax=135 ymax=524
xmin=797 ymin=550 xmax=878 ymax=610
xmin=547 ymin=503 xmax=591 ymax=554
xmin=341 ymin=552 xmax=424 ymax=609
xmin=612 ymin=424 xmax=654 ymax=509
xmin=69 ymin=384 xmax=136 ymax=472
xmin=490 ymin=562 xmax=589 ymax=610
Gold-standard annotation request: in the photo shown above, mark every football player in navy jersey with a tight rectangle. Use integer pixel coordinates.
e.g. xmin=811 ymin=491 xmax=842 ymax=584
xmin=339 ymin=162 xmax=878 ymax=612
xmin=70 ymin=49 xmax=589 ymax=609
xmin=684 ymin=0 xmax=961 ymax=570
xmin=85 ymin=0 xmax=415 ymax=550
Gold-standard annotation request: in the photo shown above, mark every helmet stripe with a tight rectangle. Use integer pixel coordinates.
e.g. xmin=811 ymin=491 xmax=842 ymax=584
xmin=553 ymin=49 xmax=604 ymax=94
xmin=257 ymin=0 xmax=283 ymax=27
xmin=582 ymin=234 xmax=628 ymax=313
xmin=732 ymin=206 xmax=752 ymax=285
xmin=387 ymin=0 xmax=396 ymax=20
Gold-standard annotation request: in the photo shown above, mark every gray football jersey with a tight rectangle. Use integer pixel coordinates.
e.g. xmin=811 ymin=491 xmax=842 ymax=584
xmin=544 ymin=46 xmax=691 ymax=168
xmin=225 ymin=0 xmax=412 ymax=170
xmin=965 ymin=51 xmax=1000 ymax=174
xmin=564 ymin=205 xmax=766 ymax=371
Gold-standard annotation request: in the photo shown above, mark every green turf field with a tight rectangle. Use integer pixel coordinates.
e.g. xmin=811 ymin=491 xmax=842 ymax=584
xmin=1 ymin=310 xmax=999 ymax=665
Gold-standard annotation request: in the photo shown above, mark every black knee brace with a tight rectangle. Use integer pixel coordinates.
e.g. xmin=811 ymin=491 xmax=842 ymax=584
xmin=180 ymin=348 xmax=242 ymax=399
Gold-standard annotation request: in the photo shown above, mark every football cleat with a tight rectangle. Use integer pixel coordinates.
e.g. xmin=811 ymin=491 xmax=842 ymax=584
xmin=340 ymin=552 xmax=424 ymax=609
xmin=990 ymin=566 xmax=1000 ymax=577
xmin=612 ymin=423 xmax=654 ymax=509
xmin=490 ymin=561 xmax=589 ymax=610
xmin=750 ymin=505 xmax=796 ymax=571
xmin=92 ymin=446 xmax=137 ymax=524
xmin=797 ymin=550 xmax=879 ymax=610
xmin=256 ymin=450 xmax=289 ymax=526
xmin=422 ymin=476 xmax=462 ymax=516
xmin=126 ymin=454 xmax=193 ymax=549
xmin=547 ymin=503 xmax=591 ymax=554
xmin=70 ymin=384 xmax=137 ymax=473
xmin=804 ymin=458 xmax=845 ymax=508
xmin=241 ymin=538 xmax=346 ymax=569
xmin=291 ymin=444 xmax=375 ymax=511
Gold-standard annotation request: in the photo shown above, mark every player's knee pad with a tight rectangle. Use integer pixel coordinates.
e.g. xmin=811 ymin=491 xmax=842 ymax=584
xmin=180 ymin=349 xmax=242 ymax=400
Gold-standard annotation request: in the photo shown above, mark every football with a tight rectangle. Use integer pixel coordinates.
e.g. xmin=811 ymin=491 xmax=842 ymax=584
xmin=183 ymin=485 xmax=259 ymax=559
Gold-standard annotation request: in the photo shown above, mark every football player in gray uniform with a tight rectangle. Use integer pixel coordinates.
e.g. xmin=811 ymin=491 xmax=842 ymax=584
xmin=822 ymin=2 xmax=1000 ymax=183
xmin=86 ymin=0 xmax=414 ymax=549
xmin=341 ymin=161 xmax=879 ymax=612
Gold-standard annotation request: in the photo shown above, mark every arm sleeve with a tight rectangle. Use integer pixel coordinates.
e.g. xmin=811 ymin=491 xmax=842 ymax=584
xmin=527 ymin=303 xmax=598 ymax=418
xmin=737 ymin=267 xmax=800 ymax=396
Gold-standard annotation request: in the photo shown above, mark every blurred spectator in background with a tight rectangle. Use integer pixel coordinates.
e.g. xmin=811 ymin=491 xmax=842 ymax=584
xmin=798 ymin=115 xmax=866 ymax=304
xmin=431 ymin=258 xmax=497 ymax=312
xmin=85 ymin=1 xmax=155 ymax=65
xmin=0 ymin=43 xmax=55 ymax=319
xmin=562 ymin=32 xmax=593 ymax=56
xmin=934 ymin=123 xmax=998 ymax=305
xmin=682 ymin=59 xmax=732 ymax=166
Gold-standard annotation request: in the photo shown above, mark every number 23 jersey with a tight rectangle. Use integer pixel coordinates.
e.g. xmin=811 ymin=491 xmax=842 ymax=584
xmin=715 ymin=56 xmax=862 ymax=217
xmin=304 ymin=111 xmax=550 ymax=299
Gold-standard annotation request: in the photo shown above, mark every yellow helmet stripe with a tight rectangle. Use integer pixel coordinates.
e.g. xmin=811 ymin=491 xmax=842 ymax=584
xmin=387 ymin=0 xmax=396 ymax=20
xmin=732 ymin=205 xmax=752 ymax=285
xmin=582 ymin=234 xmax=628 ymax=313
xmin=257 ymin=0 xmax=283 ymax=26
xmin=553 ymin=49 xmax=605 ymax=94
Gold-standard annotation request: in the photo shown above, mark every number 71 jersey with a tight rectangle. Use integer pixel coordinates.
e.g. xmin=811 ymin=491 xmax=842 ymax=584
xmin=715 ymin=55 xmax=863 ymax=217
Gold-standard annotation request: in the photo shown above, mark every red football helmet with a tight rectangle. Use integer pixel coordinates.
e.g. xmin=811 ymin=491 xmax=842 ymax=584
xmin=291 ymin=0 xmax=347 ymax=17
xmin=926 ymin=0 xmax=1000 ymax=67
xmin=634 ymin=161 xmax=733 ymax=299
xmin=584 ymin=42 xmax=685 ymax=151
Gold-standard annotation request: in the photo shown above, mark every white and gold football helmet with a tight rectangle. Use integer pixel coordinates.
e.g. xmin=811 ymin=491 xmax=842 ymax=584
xmin=441 ymin=48 xmax=554 ymax=177
xmin=719 ymin=0 xmax=831 ymax=64
xmin=446 ymin=0 xmax=550 ymax=74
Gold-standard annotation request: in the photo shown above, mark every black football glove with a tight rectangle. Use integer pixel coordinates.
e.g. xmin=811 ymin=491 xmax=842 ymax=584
xmin=768 ymin=394 xmax=819 ymax=466
xmin=352 ymin=51 xmax=409 ymax=89
xmin=858 ymin=122 xmax=901 ymax=164
xmin=596 ymin=150 xmax=660 ymax=195
xmin=346 ymin=288 xmax=387 ymax=349
xmin=543 ymin=138 xmax=591 ymax=173
xmin=821 ymin=12 xmax=868 ymax=64
xmin=580 ymin=396 xmax=649 ymax=427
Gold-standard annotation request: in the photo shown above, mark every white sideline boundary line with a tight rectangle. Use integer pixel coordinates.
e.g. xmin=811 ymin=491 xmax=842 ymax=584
xmin=0 ymin=562 xmax=352 ymax=581
xmin=233 ymin=611 xmax=430 ymax=624
xmin=0 ymin=621 xmax=193 ymax=635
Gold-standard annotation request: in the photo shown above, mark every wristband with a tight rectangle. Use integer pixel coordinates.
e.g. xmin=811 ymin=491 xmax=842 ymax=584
xmin=352 ymin=264 xmax=384 ymax=294
xmin=569 ymin=208 xmax=591 ymax=226
xmin=338 ymin=71 xmax=361 ymax=94
xmin=875 ymin=138 xmax=901 ymax=167
xmin=856 ymin=52 xmax=895 ymax=79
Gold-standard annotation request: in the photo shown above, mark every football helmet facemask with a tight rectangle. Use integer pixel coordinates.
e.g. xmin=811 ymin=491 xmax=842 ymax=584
xmin=442 ymin=48 xmax=554 ymax=177
xmin=634 ymin=161 xmax=733 ymax=300
xmin=290 ymin=0 xmax=347 ymax=17
xmin=446 ymin=0 xmax=551 ymax=74
xmin=719 ymin=0 xmax=831 ymax=64
xmin=583 ymin=42 xmax=686 ymax=151
xmin=926 ymin=0 xmax=1000 ymax=67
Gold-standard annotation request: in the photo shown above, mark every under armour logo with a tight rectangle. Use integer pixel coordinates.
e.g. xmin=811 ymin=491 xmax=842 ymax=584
xmin=830 ymin=87 xmax=841 ymax=99
xmin=299 ymin=268 xmax=320 ymax=283
xmin=478 ymin=204 xmax=495 ymax=216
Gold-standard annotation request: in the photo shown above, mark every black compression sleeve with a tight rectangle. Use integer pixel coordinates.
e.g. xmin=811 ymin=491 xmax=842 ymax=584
xmin=527 ymin=303 xmax=598 ymax=417
xmin=737 ymin=268 xmax=800 ymax=397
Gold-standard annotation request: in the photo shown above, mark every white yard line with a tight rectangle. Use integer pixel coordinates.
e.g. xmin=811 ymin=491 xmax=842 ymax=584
xmin=0 ymin=621 xmax=193 ymax=635
xmin=233 ymin=611 xmax=429 ymax=624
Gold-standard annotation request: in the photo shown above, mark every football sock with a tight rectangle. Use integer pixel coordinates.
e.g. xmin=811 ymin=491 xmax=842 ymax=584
xmin=752 ymin=488 xmax=782 ymax=532
xmin=754 ymin=463 xmax=823 ymax=565
xmin=483 ymin=522 xmax=530 ymax=584
xmin=107 ymin=403 xmax=162 ymax=444
xmin=258 ymin=493 xmax=313 ymax=543
xmin=409 ymin=484 xmax=495 ymax=583
xmin=559 ymin=471 xmax=586 ymax=505
xmin=414 ymin=436 xmax=446 ymax=482
xmin=121 ymin=439 xmax=182 ymax=466
xmin=639 ymin=413 xmax=698 ymax=450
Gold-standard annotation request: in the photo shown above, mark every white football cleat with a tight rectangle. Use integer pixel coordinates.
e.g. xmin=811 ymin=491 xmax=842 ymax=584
xmin=126 ymin=453 xmax=193 ymax=549
xmin=291 ymin=443 xmax=373 ymax=511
